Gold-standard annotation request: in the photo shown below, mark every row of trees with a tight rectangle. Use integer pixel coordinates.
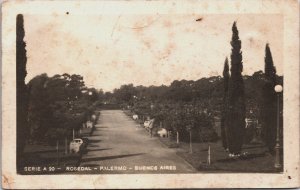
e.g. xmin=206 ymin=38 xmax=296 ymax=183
xmin=108 ymin=22 xmax=283 ymax=155
xmin=105 ymin=73 xmax=283 ymax=146
xmin=16 ymin=14 xmax=100 ymax=170
xmin=112 ymin=78 xmax=223 ymax=104
xmin=27 ymin=73 xmax=99 ymax=144
xmin=130 ymin=100 xmax=218 ymax=142
xmin=221 ymin=22 xmax=283 ymax=155
xmin=108 ymin=73 xmax=281 ymax=121
xmin=109 ymin=69 xmax=282 ymax=118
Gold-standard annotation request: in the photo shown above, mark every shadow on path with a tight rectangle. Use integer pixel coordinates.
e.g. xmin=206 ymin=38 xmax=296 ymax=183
xmin=89 ymin=144 xmax=100 ymax=148
xmin=81 ymin=153 xmax=145 ymax=162
xmin=25 ymin=149 xmax=58 ymax=154
xmin=86 ymin=148 xmax=112 ymax=152
xmin=90 ymin=134 xmax=102 ymax=137
xmin=89 ymin=139 xmax=102 ymax=143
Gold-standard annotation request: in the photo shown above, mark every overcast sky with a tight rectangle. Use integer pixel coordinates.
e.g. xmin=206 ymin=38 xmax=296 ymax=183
xmin=24 ymin=14 xmax=283 ymax=92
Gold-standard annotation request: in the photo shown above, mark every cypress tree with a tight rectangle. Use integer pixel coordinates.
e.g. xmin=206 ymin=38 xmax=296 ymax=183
xmin=221 ymin=57 xmax=229 ymax=150
xmin=262 ymin=43 xmax=277 ymax=153
xmin=226 ymin=22 xmax=246 ymax=154
xmin=16 ymin=14 xmax=29 ymax=170
xmin=265 ymin=44 xmax=277 ymax=83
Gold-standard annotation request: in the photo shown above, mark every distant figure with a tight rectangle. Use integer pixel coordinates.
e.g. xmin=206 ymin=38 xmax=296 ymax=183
xmin=144 ymin=119 xmax=154 ymax=129
xmin=148 ymin=119 xmax=155 ymax=137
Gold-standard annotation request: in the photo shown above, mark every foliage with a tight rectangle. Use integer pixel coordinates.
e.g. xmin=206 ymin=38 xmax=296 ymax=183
xmin=261 ymin=44 xmax=278 ymax=152
xmin=113 ymin=84 xmax=137 ymax=104
xmin=28 ymin=73 xmax=98 ymax=144
xmin=16 ymin=14 xmax=29 ymax=168
xmin=27 ymin=74 xmax=52 ymax=141
xmin=221 ymin=57 xmax=229 ymax=149
xmin=264 ymin=44 xmax=277 ymax=83
xmin=131 ymin=100 xmax=217 ymax=142
xmin=226 ymin=22 xmax=246 ymax=154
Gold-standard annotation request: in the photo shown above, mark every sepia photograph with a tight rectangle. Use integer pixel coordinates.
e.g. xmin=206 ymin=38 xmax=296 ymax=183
xmin=16 ymin=13 xmax=285 ymax=174
xmin=2 ymin=0 xmax=299 ymax=189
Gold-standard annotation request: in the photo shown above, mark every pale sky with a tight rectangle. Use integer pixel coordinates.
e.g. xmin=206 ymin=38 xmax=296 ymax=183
xmin=24 ymin=14 xmax=283 ymax=92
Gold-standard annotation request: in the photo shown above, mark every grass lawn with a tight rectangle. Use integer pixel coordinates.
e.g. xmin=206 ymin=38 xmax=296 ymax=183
xmin=123 ymin=111 xmax=282 ymax=173
xmin=19 ymin=127 xmax=94 ymax=174
xmin=160 ymin=137 xmax=282 ymax=173
xmin=23 ymin=143 xmax=82 ymax=165
xmin=20 ymin=143 xmax=82 ymax=174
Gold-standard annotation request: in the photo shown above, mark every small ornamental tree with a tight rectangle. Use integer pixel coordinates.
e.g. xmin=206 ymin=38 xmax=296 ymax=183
xmin=221 ymin=57 xmax=229 ymax=150
xmin=226 ymin=22 xmax=246 ymax=154
xmin=261 ymin=43 xmax=277 ymax=152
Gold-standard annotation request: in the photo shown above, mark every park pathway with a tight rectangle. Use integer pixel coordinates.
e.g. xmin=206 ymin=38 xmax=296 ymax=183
xmin=79 ymin=110 xmax=196 ymax=173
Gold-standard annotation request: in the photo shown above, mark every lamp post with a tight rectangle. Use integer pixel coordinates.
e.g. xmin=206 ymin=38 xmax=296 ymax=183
xmin=186 ymin=107 xmax=194 ymax=154
xmin=274 ymin=84 xmax=283 ymax=169
xmin=149 ymin=103 xmax=154 ymax=137
xmin=187 ymin=125 xmax=193 ymax=154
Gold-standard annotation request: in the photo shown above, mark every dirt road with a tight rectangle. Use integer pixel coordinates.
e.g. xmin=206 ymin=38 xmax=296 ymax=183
xmin=79 ymin=110 xmax=195 ymax=173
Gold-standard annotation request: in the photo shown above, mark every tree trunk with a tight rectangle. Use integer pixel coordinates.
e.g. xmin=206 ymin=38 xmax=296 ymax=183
xmin=73 ymin=128 xmax=75 ymax=140
xmin=65 ymin=137 xmax=68 ymax=154
xmin=189 ymin=131 xmax=192 ymax=153
xmin=207 ymin=145 xmax=211 ymax=165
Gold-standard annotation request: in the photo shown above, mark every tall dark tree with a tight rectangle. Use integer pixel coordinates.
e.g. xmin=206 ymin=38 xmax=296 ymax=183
xmin=16 ymin=14 xmax=29 ymax=169
xmin=264 ymin=44 xmax=277 ymax=84
xmin=226 ymin=22 xmax=246 ymax=154
xmin=262 ymin=43 xmax=277 ymax=152
xmin=221 ymin=57 xmax=229 ymax=150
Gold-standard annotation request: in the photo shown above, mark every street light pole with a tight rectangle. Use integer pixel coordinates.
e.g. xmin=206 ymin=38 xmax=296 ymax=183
xmin=274 ymin=85 xmax=283 ymax=169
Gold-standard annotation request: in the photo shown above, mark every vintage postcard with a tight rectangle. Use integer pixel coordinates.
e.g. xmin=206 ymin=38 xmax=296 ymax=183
xmin=1 ymin=0 xmax=299 ymax=189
